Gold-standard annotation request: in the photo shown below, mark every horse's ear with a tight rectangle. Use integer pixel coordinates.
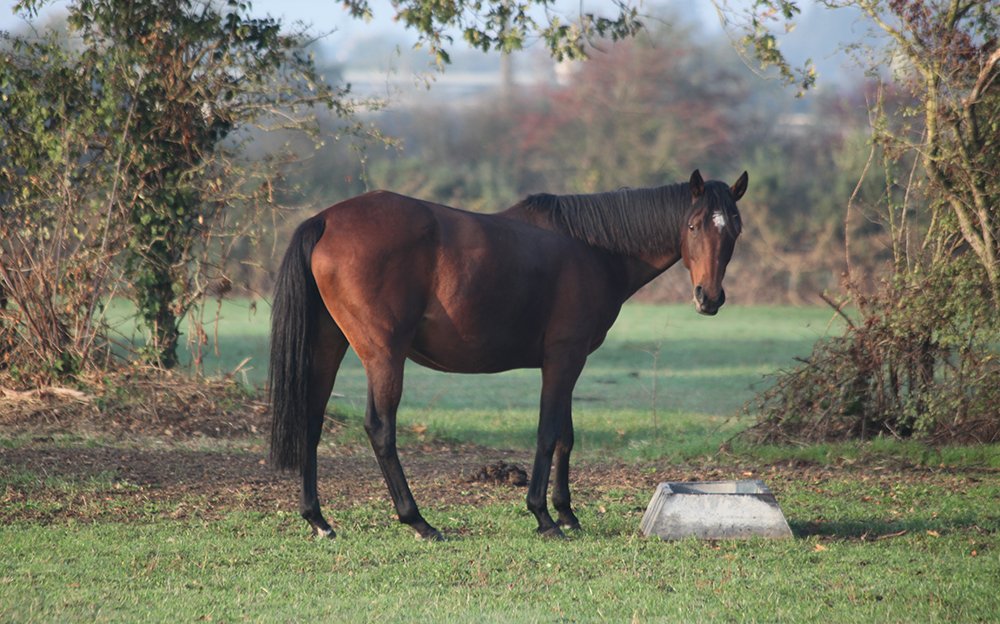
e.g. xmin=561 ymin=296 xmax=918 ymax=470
xmin=731 ymin=171 xmax=749 ymax=201
xmin=690 ymin=169 xmax=705 ymax=199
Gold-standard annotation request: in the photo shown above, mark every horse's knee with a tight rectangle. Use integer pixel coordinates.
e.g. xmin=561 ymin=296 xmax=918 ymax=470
xmin=559 ymin=429 xmax=574 ymax=451
xmin=366 ymin=432 xmax=398 ymax=460
xmin=554 ymin=438 xmax=574 ymax=461
xmin=535 ymin=427 xmax=560 ymax=457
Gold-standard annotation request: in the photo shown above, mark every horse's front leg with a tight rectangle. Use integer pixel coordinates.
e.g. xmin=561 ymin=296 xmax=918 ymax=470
xmin=363 ymin=356 xmax=442 ymax=541
xmin=551 ymin=413 xmax=581 ymax=531
xmin=527 ymin=349 xmax=586 ymax=538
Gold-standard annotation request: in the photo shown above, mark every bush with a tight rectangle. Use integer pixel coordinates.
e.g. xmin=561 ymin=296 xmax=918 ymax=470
xmin=744 ymin=262 xmax=1000 ymax=444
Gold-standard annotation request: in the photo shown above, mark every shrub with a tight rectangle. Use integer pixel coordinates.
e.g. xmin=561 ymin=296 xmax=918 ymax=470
xmin=745 ymin=263 xmax=1000 ymax=444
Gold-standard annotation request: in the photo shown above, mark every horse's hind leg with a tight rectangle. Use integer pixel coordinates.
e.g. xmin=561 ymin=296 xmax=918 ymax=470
xmin=363 ymin=353 xmax=441 ymax=541
xmin=300 ymin=314 xmax=348 ymax=538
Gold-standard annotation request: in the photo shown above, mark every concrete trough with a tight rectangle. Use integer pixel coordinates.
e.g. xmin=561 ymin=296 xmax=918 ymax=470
xmin=640 ymin=480 xmax=793 ymax=540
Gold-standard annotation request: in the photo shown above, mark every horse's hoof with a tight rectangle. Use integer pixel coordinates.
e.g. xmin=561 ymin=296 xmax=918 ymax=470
xmin=538 ymin=526 xmax=566 ymax=539
xmin=311 ymin=526 xmax=336 ymax=540
xmin=557 ymin=509 xmax=581 ymax=531
xmin=416 ymin=527 xmax=444 ymax=542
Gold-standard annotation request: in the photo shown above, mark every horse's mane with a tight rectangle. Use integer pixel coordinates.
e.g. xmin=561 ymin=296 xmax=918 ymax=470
xmin=515 ymin=183 xmax=690 ymax=256
xmin=518 ymin=184 xmax=690 ymax=256
xmin=516 ymin=181 xmax=741 ymax=256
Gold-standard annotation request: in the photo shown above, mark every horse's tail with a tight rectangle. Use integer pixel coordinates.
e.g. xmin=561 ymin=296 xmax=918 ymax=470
xmin=269 ymin=215 xmax=327 ymax=472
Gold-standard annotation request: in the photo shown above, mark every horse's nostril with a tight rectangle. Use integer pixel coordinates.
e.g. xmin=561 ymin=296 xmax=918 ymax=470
xmin=695 ymin=285 xmax=704 ymax=303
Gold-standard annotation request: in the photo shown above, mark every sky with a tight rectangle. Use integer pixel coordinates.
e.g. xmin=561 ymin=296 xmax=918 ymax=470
xmin=1 ymin=1 xmax=722 ymax=42
xmin=1 ymin=1 xmax=872 ymax=87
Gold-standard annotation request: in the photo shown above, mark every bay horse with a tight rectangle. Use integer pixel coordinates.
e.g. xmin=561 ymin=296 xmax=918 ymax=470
xmin=269 ymin=169 xmax=748 ymax=540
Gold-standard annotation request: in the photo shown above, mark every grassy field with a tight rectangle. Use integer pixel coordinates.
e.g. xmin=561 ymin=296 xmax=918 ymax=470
xmin=3 ymin=303 xmax=999 ymax=622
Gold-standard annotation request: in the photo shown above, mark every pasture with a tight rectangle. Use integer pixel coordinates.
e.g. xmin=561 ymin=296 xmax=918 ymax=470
xmin=2 ymin=303 xmax=998 ymax=622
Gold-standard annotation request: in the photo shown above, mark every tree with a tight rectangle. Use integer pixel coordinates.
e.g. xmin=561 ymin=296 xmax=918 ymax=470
xmin=341 ymin=0 xmax=643 ymax=63
xmin=0 ymin=29 xmax=115 ymax=380
xmin=729 ymin=1 xmax=1000 ymax=441
xmin=1 ymin=0 xmax=367 ymax=377
xmin=510 ymin=19 xmax=743 ymax=194
xmin=729 ymin=0 xmax=998 ymax=301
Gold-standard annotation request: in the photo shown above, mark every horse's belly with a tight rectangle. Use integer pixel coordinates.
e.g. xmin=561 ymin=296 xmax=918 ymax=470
xmin=408 ymin=314 xmax=544 ymax=374
xmin=407 ymin=349 xmax=537 ymax=374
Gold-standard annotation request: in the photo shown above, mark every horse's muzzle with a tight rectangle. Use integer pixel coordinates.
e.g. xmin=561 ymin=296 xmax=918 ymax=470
xmin=694 ymin=285 xmax=725 ymax=316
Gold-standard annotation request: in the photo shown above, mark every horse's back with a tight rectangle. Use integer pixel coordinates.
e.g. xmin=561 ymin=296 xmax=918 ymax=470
xmin=316 ymin=190 xmax=439 ymax=252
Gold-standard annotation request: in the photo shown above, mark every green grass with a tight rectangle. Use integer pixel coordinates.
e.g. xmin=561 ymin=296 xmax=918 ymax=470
xmin=2 ymin=477 xmax=998 ymax=622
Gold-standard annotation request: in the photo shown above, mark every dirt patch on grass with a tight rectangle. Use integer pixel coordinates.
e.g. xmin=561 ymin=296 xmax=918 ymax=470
xmin=0 ymin=439 xmax=736 ymax=523
xmin=0 ymin=442 xmax=508 ymax=522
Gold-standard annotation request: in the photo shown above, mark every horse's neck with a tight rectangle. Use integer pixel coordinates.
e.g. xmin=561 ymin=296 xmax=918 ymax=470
xmin=618 ymin=252 xmax=683 ymax=300
xmin=498 ymin=203 xmax=682 ymax=298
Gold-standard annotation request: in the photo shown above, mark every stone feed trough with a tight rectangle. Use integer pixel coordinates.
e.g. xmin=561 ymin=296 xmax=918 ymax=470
xmin=640 ymin=480 xmax=793 ymax=540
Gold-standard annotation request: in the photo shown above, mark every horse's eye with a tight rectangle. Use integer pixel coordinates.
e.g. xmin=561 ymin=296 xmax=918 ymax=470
xmin=688 ymin=223 xmax=696 ymax=231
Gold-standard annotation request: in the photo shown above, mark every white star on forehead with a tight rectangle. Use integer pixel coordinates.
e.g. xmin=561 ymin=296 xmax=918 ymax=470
xmin=712 ymin=210 xmax=726 ymax=231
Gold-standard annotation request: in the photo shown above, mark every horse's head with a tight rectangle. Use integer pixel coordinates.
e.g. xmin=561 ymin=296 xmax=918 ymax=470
xmin=680 ymin=169 xmax=747 ymax=316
